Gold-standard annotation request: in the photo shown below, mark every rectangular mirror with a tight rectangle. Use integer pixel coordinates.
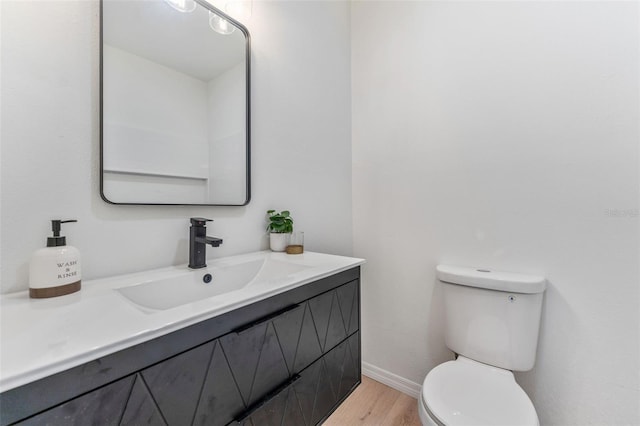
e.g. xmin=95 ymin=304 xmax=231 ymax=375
xmin=100 ymin=0 xmax=250 ymax=205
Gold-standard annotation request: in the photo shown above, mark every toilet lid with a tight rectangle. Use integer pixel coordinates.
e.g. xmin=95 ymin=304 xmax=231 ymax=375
xmin=422 ymin=357 xmax=538 ymax=426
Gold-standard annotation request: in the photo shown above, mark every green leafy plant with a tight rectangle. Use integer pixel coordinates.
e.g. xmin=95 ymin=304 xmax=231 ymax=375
xmin=266 ymin=210 xmax=294 ymax=234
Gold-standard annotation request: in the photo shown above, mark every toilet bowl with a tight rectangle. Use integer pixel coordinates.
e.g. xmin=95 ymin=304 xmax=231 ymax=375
xmin=419 ymin=265 xmax=546 ymax=426
xmin=418 ymin=356 xmax=538 ymax=426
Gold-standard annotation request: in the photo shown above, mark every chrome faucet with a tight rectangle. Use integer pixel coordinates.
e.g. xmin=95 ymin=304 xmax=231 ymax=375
xmin=188 ymin=217 xmax=223 ymax=269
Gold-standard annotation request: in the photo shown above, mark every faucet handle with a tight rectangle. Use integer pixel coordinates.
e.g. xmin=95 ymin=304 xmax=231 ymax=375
xmin=190 ymin=217 xmax=213 ymax=227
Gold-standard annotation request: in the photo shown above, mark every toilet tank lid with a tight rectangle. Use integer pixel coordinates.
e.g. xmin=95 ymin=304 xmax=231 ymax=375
xmin=436 ymin=265 xmax=546 ymax=294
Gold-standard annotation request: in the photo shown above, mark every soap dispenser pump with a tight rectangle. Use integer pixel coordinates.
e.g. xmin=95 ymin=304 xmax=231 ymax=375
xmin=29 ymin=220 xmax=82 ymax=298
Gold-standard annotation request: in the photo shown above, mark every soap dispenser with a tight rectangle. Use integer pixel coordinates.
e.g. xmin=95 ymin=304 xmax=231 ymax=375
xmin=29 ymin=220 xmax=81 ymax=298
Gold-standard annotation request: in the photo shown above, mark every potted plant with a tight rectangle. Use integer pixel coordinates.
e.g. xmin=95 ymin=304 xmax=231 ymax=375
xmin=266 ymin=210 xmax=293 ymax=252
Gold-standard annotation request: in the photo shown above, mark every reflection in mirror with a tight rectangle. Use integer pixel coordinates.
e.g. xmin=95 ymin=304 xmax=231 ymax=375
xmin=101 ymin=0 xmax=250 ymax=205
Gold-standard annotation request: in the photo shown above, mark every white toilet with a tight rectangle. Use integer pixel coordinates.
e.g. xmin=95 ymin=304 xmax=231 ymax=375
xmin=419 ymin=265 xmax=546 ymax=426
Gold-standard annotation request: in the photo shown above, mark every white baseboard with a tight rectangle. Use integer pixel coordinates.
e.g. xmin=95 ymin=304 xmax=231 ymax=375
xmin=361 ymin=362 xmax=422 ymax=399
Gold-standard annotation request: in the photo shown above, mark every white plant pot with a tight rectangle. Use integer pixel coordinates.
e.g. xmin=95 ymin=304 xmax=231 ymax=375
xmin=269 ymin=233 xmax=291 ymax=252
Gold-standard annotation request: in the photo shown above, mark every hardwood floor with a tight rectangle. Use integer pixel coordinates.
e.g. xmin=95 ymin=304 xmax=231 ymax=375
xmin=323 ymin=376 xmax=422 ymax=426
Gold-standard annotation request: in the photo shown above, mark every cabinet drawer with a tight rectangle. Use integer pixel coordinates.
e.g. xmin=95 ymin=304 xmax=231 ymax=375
xmin=219 ymin=303 xmax=303 ymax=408
xmin=231 ymin=331 xmax=360 ymax=426
xmin=137 ymin=340 xmax=246 ymax=426
xmin=307 ymin=279 xmax=359 ymax=356
xmin=218 ymin=278 xmax=360 ymax=408
xmin=15 ymin=375 xmax=135 ymax=426
xmin=292 ymin=331 xmax=361 ymax=426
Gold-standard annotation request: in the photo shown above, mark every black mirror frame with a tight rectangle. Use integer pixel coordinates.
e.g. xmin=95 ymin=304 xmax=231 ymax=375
xmin=99 ymin=0 xmax=251 ymax=206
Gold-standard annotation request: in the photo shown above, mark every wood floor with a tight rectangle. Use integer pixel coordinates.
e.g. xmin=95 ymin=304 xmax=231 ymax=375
xmin=323 ymin=376 xmax=421 ymax=426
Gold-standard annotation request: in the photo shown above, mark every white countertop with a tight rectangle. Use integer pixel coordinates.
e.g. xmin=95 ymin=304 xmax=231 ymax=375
xmin=0 ymin=251 xmax=364 ymax=393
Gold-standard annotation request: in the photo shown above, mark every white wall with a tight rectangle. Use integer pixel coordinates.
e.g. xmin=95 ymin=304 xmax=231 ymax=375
xmin=0 ymin=0 xmax=352 ymax=294
xmin=352 ymin=1 xmax=639 ymax=425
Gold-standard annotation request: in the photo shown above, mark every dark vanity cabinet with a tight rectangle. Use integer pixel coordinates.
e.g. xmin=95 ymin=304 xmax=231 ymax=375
xmin=1 ymin=268 xmax=361 ymax=426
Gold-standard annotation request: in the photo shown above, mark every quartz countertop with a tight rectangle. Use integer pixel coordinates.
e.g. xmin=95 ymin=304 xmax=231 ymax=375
xmin=0 ymin=251 xmax=364 ymax=393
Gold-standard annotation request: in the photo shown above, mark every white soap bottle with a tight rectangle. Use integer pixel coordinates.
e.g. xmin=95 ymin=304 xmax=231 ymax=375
xmin=29 ymin=220 xmax=82 ymax=298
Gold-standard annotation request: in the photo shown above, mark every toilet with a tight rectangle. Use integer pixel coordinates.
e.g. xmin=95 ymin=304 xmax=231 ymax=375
xmin=419 ymin=265 xmax=546 ymax=426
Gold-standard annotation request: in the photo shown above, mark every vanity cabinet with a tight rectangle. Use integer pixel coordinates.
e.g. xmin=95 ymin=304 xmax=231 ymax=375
xmin=2 ymin=268 xmax=360 ymax=426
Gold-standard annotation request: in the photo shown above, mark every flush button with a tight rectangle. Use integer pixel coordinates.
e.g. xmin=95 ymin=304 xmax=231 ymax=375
xmin=203 ymin=273 xmax=213 ymax=283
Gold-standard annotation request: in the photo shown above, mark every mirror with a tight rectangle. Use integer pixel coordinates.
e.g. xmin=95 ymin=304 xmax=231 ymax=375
xmin=100 ymin=0 xmax=250 ymax=205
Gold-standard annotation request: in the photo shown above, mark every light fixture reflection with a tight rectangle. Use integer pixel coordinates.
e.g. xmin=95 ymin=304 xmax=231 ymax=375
xmin=163 ymin=0 xmax=197 ymax=13
xmin=209 ymin=11 xmax=236 ymax=35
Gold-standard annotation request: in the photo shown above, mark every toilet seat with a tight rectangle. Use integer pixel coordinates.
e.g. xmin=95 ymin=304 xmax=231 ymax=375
xmin=421 ymin=356 xmax=538 ymax=426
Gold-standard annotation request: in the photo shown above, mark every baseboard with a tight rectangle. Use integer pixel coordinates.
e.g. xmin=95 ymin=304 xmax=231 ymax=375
xmin=361 ymin=362 xmax=422 ymax=399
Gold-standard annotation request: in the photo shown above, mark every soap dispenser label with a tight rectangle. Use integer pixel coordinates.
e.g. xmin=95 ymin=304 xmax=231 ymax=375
xmin=57 ymin=260 xmax=79 ymax=280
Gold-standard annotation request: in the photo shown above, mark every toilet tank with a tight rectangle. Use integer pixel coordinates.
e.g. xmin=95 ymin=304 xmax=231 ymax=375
xmin=437 ymin=265 xmax=546 ymax=371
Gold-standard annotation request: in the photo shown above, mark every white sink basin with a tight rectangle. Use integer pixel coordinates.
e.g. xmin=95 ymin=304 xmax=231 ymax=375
xmin=116 ymin=257 xmax=312 ymax=311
